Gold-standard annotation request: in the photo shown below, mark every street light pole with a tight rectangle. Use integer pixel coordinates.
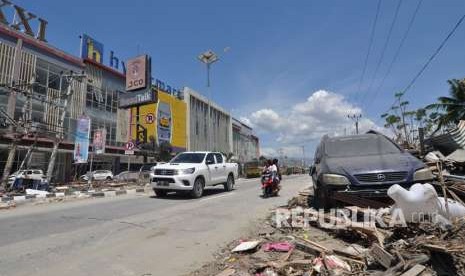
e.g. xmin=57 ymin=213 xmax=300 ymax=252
xmin=198 ymin=50 xmax=219 ymax=151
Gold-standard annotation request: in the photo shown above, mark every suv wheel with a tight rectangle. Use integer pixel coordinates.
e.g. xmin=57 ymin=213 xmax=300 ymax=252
xmin=190 ymin=177 xmax=204 ymax=198
xmin=106 ymin=176 xmax=112 ymax=180
xmin=224 ymin=175 xmax=234 ymax=192
xmin=312 ymin=182 xmax=332 ymax=210
xmin=153 ymin=189 xmax=167 ymax=197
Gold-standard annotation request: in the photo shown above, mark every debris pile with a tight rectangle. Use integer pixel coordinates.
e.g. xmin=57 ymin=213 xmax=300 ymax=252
xmin=190 ymin=188 xmax=465 ymax=276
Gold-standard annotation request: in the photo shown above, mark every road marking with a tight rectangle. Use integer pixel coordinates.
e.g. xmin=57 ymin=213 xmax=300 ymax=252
xmin=199 ymin=192 xmax=235 ymax=202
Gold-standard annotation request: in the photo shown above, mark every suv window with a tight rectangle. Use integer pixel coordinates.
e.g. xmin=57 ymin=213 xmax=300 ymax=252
xmin=215 ymin=153 xmax=223 ymax=163
xmin=33 ymin=170 xmax=41 ymax=174
xmin=325 ymin=135 xmax=401 ymax=157
xmin=206 ymin=153 xmax=215 ymax=164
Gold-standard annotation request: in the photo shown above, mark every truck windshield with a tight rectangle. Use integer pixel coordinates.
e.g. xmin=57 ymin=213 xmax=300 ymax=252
xmin=170 ymin=153 xmax=206 ymax=163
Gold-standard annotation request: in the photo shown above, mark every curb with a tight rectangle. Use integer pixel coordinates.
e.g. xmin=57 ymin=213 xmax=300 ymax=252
xmin=0 ymin=188 xmax=147 ymax=206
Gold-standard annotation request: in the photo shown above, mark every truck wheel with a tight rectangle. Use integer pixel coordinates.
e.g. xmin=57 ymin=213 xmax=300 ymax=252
xmin=153 ymin=189 xmax=167 ymax=197
xmin=312 ymin=183 xmax=332 ymax=210
xmin=190 ymin=177 xmax=204 ymax=198
xmin=224 ymin=175 xmax=234 ymax=192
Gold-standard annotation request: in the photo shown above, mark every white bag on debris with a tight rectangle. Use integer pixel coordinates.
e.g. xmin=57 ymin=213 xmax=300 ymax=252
xmin=388 ymin=183 xmax=465 ymax=223
xmin=25 ymin=189 xmax=49 ymax=196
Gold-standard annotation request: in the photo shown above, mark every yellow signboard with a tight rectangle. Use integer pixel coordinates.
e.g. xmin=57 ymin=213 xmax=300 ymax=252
xmin=130 ymin=90 xmax=187 ymax=151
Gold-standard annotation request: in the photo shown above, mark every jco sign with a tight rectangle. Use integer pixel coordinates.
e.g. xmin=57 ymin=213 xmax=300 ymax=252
xmin=126 ymin=55 xmax=151 ymax=92
xmin=0 ymin=0 xmax=48 ymax=42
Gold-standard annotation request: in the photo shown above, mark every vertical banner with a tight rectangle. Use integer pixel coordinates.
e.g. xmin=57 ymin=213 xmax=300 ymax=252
xmin=157 ymin=101 xmax=172 ymax=144
xmin=74 ymin=116 xmax=91 ymax=163
xmin=93 ymin=128 xmax=106 ymax=155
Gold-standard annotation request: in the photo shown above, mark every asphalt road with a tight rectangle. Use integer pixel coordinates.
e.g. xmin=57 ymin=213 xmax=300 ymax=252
xmin=0 ymin=174 xmax=311 ymax=276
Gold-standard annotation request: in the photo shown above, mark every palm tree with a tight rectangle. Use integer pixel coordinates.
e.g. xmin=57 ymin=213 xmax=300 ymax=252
xmin=383 ymin=114 xmax=401 ymax=137
xmin=427 ymin=79 xmax=465 ymax=132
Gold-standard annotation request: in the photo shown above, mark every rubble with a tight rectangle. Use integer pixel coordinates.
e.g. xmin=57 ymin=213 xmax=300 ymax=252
xmin=189 ymin=187 xmax=465 ymax=276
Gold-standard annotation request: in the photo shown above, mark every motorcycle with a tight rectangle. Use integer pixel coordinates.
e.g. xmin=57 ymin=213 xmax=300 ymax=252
xmin=261 ymin=169 xmax=280 ymax=198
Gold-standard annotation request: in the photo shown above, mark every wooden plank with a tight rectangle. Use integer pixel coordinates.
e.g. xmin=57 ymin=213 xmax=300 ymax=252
xmin=215 ymin=268 xmax=235 ymax=276
xmin=400 ymin=264 xmax=426 ymax=276
xmin=370 ymin=243 xmax=395 ymax=269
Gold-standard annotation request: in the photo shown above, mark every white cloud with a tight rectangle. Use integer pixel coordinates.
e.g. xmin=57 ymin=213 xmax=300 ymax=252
xmin=246 ymin=89 xmax=385 ymax=147
xmin=260 ymin=146 xmax=305 ymax=159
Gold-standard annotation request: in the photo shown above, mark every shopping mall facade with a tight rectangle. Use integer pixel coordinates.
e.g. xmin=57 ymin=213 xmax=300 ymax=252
xmin=0 ymin=2 xmax=259 ymax=183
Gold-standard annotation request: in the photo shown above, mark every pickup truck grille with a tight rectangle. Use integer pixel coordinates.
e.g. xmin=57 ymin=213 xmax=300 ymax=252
xmin=154 ymin=169 xmax=177 ymax=176
xmin=354 ymin=171 xmax=408 ymax=183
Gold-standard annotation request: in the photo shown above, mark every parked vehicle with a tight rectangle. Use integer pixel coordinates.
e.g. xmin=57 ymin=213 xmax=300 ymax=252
xmin=114 ymin=171 xmax=139 ymax=182
xmin=310 ymin=132 xmax=433 ymax=209
xmin=8 ymin=169 xmax=44 ymax=186
xmin=140 ymin=163 xmax=158 ymax=173
xmin=139 ymin=162 xmax=158 ymax=182
xmin=80 ymin=170 xmax=113 ymax=181
xmin=150 ymin=152 xmax=239 ymax=198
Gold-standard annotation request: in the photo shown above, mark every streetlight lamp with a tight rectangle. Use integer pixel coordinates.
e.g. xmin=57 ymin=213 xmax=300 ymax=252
xmin=198 ymin=50 xmax=219 ymax=88
xmin=198 ymin=50 xmax=219 ymax=150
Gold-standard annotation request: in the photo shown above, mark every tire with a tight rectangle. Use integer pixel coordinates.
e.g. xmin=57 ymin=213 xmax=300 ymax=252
xmin=312 ymin=182 xmax=332 ymax=210
xmin=190 ymin=177 xmax=204 ymax=198
xmin=106 ymin=176 xmax=112 ymax=180
xmin=153 ymin=189 xmax=167 ymax=197
xmin=224 ymin=174 xmax=234 ymax=192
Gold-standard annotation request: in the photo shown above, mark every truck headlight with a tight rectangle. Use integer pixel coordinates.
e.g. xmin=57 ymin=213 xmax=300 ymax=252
xmin=322 ymin=174 xmax=350 ymax=185
xmin=178 ymin=168 xmax=195 ymax=175
xmin=414 ymin=168 xmax=433 ymax=182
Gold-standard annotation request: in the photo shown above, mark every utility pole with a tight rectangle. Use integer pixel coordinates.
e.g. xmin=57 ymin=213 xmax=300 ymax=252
xmin=46 ymin=73 xmax=86 ymax=184
xmin=301 ymin=145 xmax=305 ymax=168
xmin=198 ymin=50 xmax=219 ymax=151
xmin=0 ymin=76 xmax=35 ymax=188
xmin=348 ymin=114 xmax=362 ymax=135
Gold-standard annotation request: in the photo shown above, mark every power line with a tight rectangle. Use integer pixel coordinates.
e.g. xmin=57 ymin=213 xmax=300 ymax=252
xmin=402 ymin=13 xmax=465 ymax=96
xmin=354 ymin=0 xmax=382 ymax=106
xmin=372 ymin=0 xmax=423 ymax=103
xmin=362 ymin=0 xmax=403 ymax=109
xmin=378 ymin=10 xmax=465 ymax=125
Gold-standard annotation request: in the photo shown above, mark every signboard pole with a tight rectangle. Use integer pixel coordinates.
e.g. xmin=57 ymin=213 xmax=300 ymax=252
xmin=88 ymin=153 xmax=94 ymax=188
xmin=128 ymin=155 xmax=131 ymax=171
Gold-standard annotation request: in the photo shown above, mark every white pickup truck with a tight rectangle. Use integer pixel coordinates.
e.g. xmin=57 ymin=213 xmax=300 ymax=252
xmin=150 ymin=151 xmax=239 ymax=198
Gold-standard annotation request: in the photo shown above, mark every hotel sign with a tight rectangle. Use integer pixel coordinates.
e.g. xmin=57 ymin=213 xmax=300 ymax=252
xmin=0 ymin=0 xmax=48 ymax=42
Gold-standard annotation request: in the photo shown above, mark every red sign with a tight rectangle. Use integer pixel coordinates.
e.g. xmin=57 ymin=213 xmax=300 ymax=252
xmin=145 ymin=113 xmax=154 ymax=124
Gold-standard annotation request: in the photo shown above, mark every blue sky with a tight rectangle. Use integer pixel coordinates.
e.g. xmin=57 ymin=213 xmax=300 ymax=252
xmin=15 ymin=0 xmax=465 ymax=157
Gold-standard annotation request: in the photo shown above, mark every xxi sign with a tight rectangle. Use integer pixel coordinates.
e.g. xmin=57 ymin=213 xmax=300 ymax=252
xmin=0 ymin=0 xmax=48 ymax=42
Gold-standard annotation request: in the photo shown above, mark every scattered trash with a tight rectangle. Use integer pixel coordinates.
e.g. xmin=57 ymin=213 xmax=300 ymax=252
xmin=263 ymin=242 xmax=293 ymax=252
xmin=190 ymin=184 xmax=465 ymax=276
xmin=388 ymin=183 xmax=465 ymax=222
xmin=231 ymin=240 xmax=261 ymax=253
xmin=25 ymin=189 xmax=49 ymax=196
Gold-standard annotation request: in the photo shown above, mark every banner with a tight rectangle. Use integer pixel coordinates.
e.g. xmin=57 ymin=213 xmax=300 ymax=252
xmin=74 ymin=116 xmax=91 ymax=163
xmin=93 ymin=128 xmax=106 ymax=155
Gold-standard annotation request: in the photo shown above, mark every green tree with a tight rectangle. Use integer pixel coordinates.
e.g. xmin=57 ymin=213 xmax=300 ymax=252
xmin=427 ymin=79 xmax=465 ymax=132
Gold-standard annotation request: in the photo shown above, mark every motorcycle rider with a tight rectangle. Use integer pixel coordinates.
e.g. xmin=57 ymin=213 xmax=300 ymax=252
xmin=262 ymin=160 xmax=273 ymax=197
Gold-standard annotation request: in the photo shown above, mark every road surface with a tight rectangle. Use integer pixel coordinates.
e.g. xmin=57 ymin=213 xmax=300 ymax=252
xmin=0 ymin=175 xmax=310 ymax=276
